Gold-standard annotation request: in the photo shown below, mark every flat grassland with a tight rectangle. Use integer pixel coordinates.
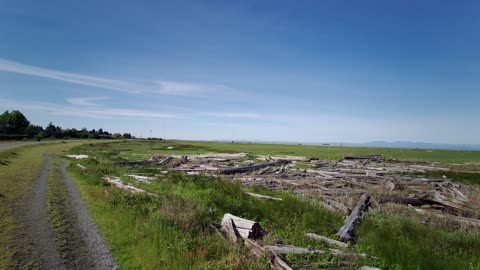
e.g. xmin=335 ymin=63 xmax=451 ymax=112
xmin=66 ymin=140 xmax=480 ymax=270
xmin=109 ymin=140 xmax=480 ymax=164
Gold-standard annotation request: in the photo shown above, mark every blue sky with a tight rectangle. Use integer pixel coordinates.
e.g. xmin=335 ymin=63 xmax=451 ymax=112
xmin=0 ymin=1 xmax=479 ymax=143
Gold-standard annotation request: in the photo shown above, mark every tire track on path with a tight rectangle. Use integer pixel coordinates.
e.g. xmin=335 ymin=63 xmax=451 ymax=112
xmin=57 ymin=159 xmax=117 ymax=269
xmin=25 ymin=152 xmax=66 ymax=269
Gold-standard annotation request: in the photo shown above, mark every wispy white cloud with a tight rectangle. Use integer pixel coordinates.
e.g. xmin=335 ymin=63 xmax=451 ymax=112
xmin=155 ymin=81 xmax=233 ymax=96
xmin=0 ymin=58 xmax=233 ymax=96
xmin=66 ymin=96 xmax=109 ymax=106
xmin=0 ymin=98 xmax=179 ymax=119
xmin=0 ymin=98 xmax=265 ymax=121
xmin=201 ymin=112 xmax=261 ymax=119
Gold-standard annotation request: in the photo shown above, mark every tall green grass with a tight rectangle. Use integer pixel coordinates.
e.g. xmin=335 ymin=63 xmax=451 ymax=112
xmin=357 ymin=214 xmax=480 ymax=270
xmin=68 ymin=158 xmax=344 ymax=269
xmin=69 ymin=141 xmax=480 ymax=269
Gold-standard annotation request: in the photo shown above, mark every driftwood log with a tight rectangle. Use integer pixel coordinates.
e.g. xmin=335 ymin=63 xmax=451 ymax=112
xmin=220 ymin=213 xmax=263 ymax=241
xmin=220 ymin=215 xmax=293 ymax=270
xmin=305 ymin=233 xmax=348 ymax=248
xmin=245 ymin=192 xmax=282 ymax=201
xmin=104 ymin=177 xmax=159 ymax=197
xmin=220 ymin=160 xmax=289 ymax=174
xmin=264 ymin=245 xmax=366 ymax=259
xmin=158 ymin=156 xmax=173 ymax=166
xmin=336 ymin=193 xmax=370 ymax=242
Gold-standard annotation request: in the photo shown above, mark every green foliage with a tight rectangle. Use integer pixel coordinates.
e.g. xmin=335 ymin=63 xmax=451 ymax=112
xmin=0 ymin=110 xmax=30 ymax=135
xmin=0 ymin=109 xmax=127 ymax=140
xmin=357 ymin=214 xmax=480 ymax=270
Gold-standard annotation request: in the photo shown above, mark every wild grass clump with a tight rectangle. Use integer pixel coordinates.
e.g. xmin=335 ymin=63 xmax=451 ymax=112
xmin=357 ymin=214 xmax=480 ymax=270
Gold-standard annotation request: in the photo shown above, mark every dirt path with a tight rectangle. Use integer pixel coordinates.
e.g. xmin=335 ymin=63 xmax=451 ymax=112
xmin=20 ymin=153 xmax=116 ymax=269
xmin=58 ymin=159 xmax=117 ymax=269
xmin=24 ymin=152 xmax=66 ymax=269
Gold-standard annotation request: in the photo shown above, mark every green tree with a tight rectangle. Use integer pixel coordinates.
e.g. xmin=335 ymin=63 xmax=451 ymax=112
xmin=24 ymin=124 xmax=44 ymax=138
xmin=0 ymin=110 xmax=30 ymax=134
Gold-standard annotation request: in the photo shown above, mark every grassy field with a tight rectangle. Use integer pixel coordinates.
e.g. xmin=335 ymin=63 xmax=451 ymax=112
xmin=3 ymin=139 xmax=480 ymax=269
xmin=68 ymin=148 xmax=358 ymax=269
xmin=67 ymin=140 xmax=480 ymax=269
xmin=73 ymin=139 xmax=480 ymax=164
xmin=0 ymin=141 xmax=91 ymax=269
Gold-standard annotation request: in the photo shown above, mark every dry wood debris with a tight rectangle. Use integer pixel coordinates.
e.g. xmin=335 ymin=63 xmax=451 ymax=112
xmin=111 ymin=152 xmax=479 ymax=232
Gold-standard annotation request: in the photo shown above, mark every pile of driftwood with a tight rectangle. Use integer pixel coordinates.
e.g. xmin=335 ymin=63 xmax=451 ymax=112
xmin=111 ymin=152 xmax=479 ymax=229
xmin=218 ymin=213 xmax=376 ymax=270
xmin=102 ymin=152 xmax=478 ymax=269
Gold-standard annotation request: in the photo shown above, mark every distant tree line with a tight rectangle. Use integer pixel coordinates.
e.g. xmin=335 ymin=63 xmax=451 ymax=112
xmin=0 ymin=110 xmax=133 ymax=141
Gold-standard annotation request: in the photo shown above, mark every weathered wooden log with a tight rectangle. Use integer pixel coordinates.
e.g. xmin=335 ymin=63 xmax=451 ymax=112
xmin=243 ymin=238 xmax=266 ymax=257
xmin=221 ymin=213 xmax=263 ymax=240
xmin=245 ymin=192 xmax=282 ymax=201
xmin=257 ymin=166 xmax=271 ymax=175
xmin=324 ymin=199 xmax=350 ymax=215
xmin=336 ymin=193 xmax=370 ymax=242
xmin=220 ymin=160 xmax=289 ymax=174
xmin=269 ymin=252 xmax=294 ymax=270
xmin=265 ymin=245 xmax=366 ymax=259
xmin=360 ymin=267 xmax=382 ymax=270
xmin=158 ymin=156 xmax=173 ymax=166
xmin=305 ymin=233 xmax=348 ymax=248
xmin=104 ymin=177 xmax=159 ymax=197
xmin=220 ymin=217 xmax=240 ymax=243
xmin=265 ymin=245 xmax=321 ymax=254
xmin=76 ymin=163 xmax=87 ymax=170
xmin=377 ymin=196 xmax=428 ymax=206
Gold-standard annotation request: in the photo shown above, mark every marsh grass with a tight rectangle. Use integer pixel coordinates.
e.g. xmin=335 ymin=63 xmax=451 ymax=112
xmin=68 ymin=143 xmax=348 ymax=269
xmin=68 ymin=141 xmax=480 ymax=269
xmin=357 ymin=214 xmax=480 ymax=270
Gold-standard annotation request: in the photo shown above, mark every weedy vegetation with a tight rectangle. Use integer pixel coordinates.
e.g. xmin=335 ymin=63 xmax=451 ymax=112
xmin=67 ymin=140 xmax=480 ymax=269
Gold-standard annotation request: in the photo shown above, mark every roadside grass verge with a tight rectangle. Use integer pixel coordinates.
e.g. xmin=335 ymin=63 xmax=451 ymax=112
xmin=0 ymin=141 xmax=90 ymax=269
xmin=357 ymin=213 xmax=480 ymax=270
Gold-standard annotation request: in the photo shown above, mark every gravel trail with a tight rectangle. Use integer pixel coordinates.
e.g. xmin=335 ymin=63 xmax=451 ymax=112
xmin=25 ymin=152 xmax=66 ymax=269
xmin=19 ymin=152 xmax=117 ymax=269
xmin=58 ymin=159 xmax=117 ymax=269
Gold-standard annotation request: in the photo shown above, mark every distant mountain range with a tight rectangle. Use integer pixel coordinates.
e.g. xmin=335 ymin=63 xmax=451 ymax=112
xmin=213 ymin=139 xmax=480 ymax=151
xmin=355 ymin=141 xmax=480 ymax=151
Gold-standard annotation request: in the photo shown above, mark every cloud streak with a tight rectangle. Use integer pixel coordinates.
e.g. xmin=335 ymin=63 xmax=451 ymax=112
xmin=201 ymin=112 xmax=261 ymax=119
xmin=0 ymin=98 xmax=179 ymax=119
xmin=66 ymin=96 xmax=109 ymax=106
xmin=0 ymin=58 xmax=233 ymax=96
xmin=0 ymin=98 xmax=266 ymax=121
